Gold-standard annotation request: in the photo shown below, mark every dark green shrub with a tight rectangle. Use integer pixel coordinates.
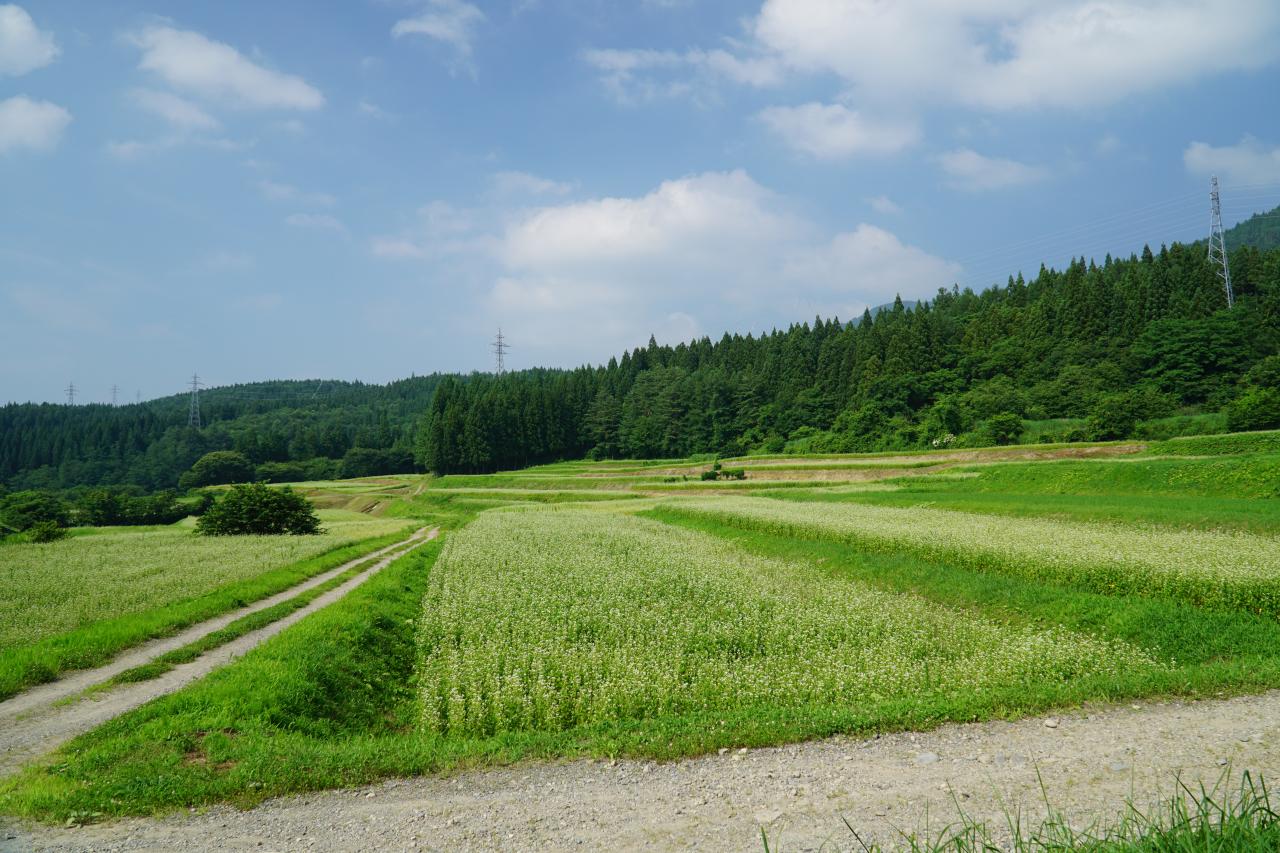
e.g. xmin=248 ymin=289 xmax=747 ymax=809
xmin=196 ymin=484 xmax=323 ymax=536
xmin=255 ymin=461 xmax=309 ymax=484
xmin=179 ymin=451 xmax=256 ymax=490
xmin=25 ymin=521 xmax=67 ymax=543
xmin=986 ymin=412 xmax=1024 ymax=445
xmin=0 ymin=490 xmax=69 ymax=532
xmin=1086 ymin=393 xmax=1141 ymax=441
xmin=700 ymin=470 xmax=718 ymax=481
xmin=1226 ymin=388 xmax=1280 ymax=433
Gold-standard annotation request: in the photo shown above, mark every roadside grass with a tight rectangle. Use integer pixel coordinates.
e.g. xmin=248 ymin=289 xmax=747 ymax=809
xmin=763 ymin=771 xmax=1280 ymax=852
xmin=0 ymin=533 xmax=453 ymax=820
xmin=0 ymin=525 xmax=413 ymax=701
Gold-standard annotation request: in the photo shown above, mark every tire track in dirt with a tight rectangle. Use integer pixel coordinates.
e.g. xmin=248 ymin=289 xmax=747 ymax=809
xmin=0 ymin=528 xmax=437 ymax=778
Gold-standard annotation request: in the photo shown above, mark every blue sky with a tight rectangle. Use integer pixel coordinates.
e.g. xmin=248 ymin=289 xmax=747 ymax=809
xmin=3 ymin=0 xmax=1280 ymax=404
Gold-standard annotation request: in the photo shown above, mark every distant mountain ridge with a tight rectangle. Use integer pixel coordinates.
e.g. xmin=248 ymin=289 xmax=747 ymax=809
xmin=1225 ymin=205 xmax=1280 ymax=252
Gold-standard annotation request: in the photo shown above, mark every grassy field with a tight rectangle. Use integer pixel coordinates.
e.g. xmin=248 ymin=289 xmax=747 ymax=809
xmin=0 ymin=511 xmax=410 ymax=699
xmin=4 ymin=430 xmax=1280 ymax=824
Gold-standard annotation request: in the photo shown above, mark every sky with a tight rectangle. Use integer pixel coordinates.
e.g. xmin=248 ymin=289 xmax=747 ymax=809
xmin=3 ymin=0 xmax=1280 ymax=404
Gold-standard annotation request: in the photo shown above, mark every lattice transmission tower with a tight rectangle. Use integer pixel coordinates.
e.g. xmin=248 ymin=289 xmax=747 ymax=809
xmin=187 ymin=373 xmax=203 ymax=428
xmin=1208 ymin=175 xmax=1235 ymax=309
xmin=492 ymin=328 xmax=510 ymax=377
xmin=65 ymin=382 xmax=76 ymax=406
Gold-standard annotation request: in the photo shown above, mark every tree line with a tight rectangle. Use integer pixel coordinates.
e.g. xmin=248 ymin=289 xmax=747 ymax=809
xmin=416 ymin=241 xmax=1280 ymax=472
xmin=4 ymin=232 xmax=1280 ymax=486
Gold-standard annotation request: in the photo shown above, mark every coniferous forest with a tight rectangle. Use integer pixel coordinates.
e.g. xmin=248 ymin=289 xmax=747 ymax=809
xmin=4 ymin=234 xmax=1280 ymax=487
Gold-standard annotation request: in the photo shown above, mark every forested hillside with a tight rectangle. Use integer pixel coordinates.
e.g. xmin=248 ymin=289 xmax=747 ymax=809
xmin=0 ymin=378 xmax=443 ymax=490
xmin=417 ymin=242 xmax=1280 ymax=472
xmin=5 ymin=226 xmax=1280 ymax=486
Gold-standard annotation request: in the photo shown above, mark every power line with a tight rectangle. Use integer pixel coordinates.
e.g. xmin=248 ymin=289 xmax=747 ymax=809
xmin=111 ymin=385 xmax=119 ymax=407
xmin=187 ymin=372 xmax=204 ymax=428
xmin=492 ymin=328 xmax=510 ymax=377
xmin=1208 ymin=175 xmax=1235 ymax=308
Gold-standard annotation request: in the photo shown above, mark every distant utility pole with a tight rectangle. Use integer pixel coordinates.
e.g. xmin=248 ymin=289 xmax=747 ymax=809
xmin=1208 ymin=175 xmax=1235 ymax=308
xmin=492 ymin=328 xmax=510 ymax=377
xmin=111 ymin=385 xmax=119 ymax=407
xmin=187 ymin=373 xmax=203 ymax=428
xmin=136 ymin=390 xmax=142 ymax=405
xmin=65 ymin=382 xmax=76 ymax=406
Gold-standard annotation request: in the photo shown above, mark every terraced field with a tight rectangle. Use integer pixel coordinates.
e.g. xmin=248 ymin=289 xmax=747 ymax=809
xmin=4 ymin=431 xmax=1280 ymax=845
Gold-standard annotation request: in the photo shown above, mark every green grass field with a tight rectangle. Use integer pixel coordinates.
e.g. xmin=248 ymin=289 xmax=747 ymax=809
xmin=4 ymin=430 xmax=1280 ymax=832
xmin=0 ymin=511 xmax=410 ymax=699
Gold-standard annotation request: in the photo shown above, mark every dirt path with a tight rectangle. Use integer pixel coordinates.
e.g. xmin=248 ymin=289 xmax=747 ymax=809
xmin=0 ymin=528 xmax=437 ymax=778
xmin=0 ymin=528 xmax=432 ymax=726
xmin=3 ymin=689 xmax=1275 ymax=852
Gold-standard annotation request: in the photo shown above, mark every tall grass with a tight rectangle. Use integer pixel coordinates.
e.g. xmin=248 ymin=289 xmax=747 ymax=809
xmin=763 ymin=772 xmax=1279 ymax=852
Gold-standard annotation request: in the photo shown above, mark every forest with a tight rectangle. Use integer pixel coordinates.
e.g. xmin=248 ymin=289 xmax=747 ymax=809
xmin=4 ymin=215 xmax=1280 ymax=485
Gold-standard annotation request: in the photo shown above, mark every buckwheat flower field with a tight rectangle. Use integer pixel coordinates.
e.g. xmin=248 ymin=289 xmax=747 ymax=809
xmin=417 ymin=507 xmax=1158 ymax=737
xmin=664 ymin=497 xmax=1280 ymax=616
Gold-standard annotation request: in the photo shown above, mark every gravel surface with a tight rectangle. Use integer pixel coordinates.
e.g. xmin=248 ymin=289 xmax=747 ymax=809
xmin=3 ymin=689 xmax=1276 ymax=852
xmin=0 ymin=529 xmax=436 ymax=778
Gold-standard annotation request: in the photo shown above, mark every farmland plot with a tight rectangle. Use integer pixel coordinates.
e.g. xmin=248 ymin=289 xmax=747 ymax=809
xmin=663 ymin=497 xmax=1280 ymax=617
xmin=417 ymin=508 xmax=1158 ymax=737
xmin=0 ymin=516 xmax=406 ymax=652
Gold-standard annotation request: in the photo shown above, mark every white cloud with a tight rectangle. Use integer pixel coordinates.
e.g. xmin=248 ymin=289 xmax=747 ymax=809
xmin=583 ymin=47 xmax=781 ymax=102
xmin=129 ymin=25 xmax=324 ymax=111
xmin=392 ymin=0 xmax=485 ymax=58
xmin=1095 ymin=133 xmax=1122 ymax=156
xmin=0 ymin=95 xmax=70 ymax=153
xmin=258 ymin=180 xmax=335 ymax=207
xmin=1184 ymin=136 xmax=1280 ymax=186
xmin=493 ymin=171 xmax=953 ymax=349
xmin=782 ymin=224 xmax=961 ymax=306
xmin=0 ymin=4 xmax=58 ymax=76
xmin=491 ymin=170 xmax=572 ymax=196
xmin=371 ymin=201 xmax=488 ymax=260
xmin=502 ymin=170 xmax=801 ymax=273
xmin=371 ymin=238 xmax=428 ymax=260
xmin=199 ymin=250 xmax=254 ymax=272
xmin=868 ymin=195 xmax=902 ymax=215
xmin=129 ymin=88 xmax=220 ymax=131
xmin=374 ymin=170 xmax=957 ymax=358
xmin=752 ymin=0 xmax=1280 ymax=110
xmin=285 ymin=213 xmax=347 ymax=234
xmin=597 ymin=1 xmax=1280 ymax=112
xmin=357 ymin=99 xmax=395 ymax=121
xmin=938 ymin=148 xmax=1047 ymax=191
xmin=758 ymin=102 xmax=918 ymax=159
xmin=106 ymin=135 xmax=246 ymax=159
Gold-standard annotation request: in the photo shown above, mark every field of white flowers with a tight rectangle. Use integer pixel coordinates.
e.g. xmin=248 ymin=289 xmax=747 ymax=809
xmin=0 ymin=516 xmax=406 ymax=650
xmin=416 ymin=508 xmax=1157 ymax=737
xmin=665 ymin=497 xmax=1280 ymax=616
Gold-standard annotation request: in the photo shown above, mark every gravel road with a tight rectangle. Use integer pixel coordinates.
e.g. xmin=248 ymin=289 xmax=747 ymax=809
xmin=0 ymin=528 xmax=437 ymax=778
xmin=4 ymin=689 xmax=1275 ymax=852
